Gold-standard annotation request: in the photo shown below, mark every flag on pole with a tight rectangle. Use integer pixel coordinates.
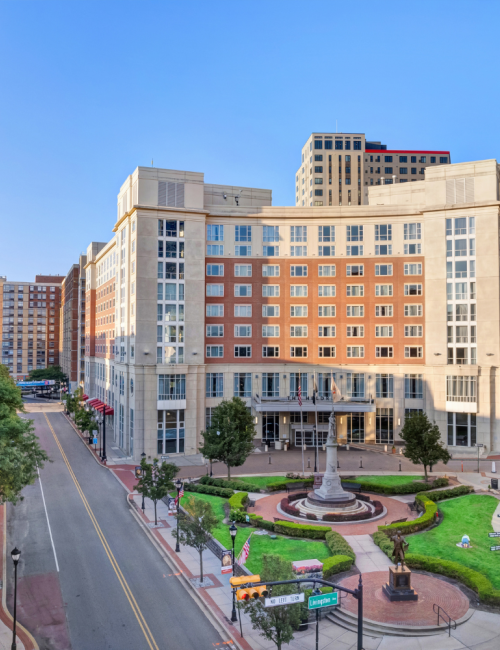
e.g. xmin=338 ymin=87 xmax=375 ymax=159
xmin=298 ymin=384 xmax=302 ymax=406
xmin=179 ymin=485 xmax=184 ymax=499
xmin=331 ymin=374 xmax=341 ymax=402
xmin=238 ymin=536 xmax=251 ymax=566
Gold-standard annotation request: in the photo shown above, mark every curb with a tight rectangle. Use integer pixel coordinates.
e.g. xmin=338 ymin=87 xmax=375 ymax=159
xmin=125 ymin=493 xmax=250 ymax=650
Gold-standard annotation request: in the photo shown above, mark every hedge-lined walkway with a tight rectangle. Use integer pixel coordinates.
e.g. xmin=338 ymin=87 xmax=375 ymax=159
xmin=249 ymin=492 xmax=418 ymax=535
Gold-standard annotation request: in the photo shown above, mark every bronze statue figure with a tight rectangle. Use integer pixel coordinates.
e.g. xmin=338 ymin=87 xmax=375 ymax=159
xmin=391 ymin=530 xmax=409 ymax=568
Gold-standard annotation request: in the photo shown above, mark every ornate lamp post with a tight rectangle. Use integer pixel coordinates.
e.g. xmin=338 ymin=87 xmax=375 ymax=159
xmin=175 ymin=478 xmax=182 ymax=552
xmin=229 ymin=522 xmax=238 ymax=622
xmin=140 ymin=452 xmax=146 ymax=512
xmin=11 ymin=547 xmax=21 ymax=650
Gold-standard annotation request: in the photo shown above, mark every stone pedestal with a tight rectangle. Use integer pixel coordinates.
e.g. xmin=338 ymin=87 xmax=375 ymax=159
xmin=382 ymin=566 xmax=418 ymax=602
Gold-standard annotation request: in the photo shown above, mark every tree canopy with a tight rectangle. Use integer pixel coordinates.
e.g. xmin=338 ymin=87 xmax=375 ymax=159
xmin=175 ymin=495 xmax=218 ymax=582
xmin=400 ymin=411 xmax=451 ymax=480
xmin=135 ymin=457 xmax=179 ymax=525
xmin=198 ymin=397 xmax=256 ymax=479
xmin=28 ymin=365 xmax=68 ymax=383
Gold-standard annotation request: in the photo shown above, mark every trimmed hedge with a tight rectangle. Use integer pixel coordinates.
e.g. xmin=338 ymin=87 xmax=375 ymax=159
xmin=406 ymin=553 xmax=500 ymax=606
xmin=280 ymin=498 xmax=301 ymax=517
xmin=419 ymin=485 xmax=474 ymax=502
xmin=229 ymin=509 xmax=247 ymax=523
xmin=325 ymin=530 xmax=355 ymax=561
xmin=323 ymin=555 xmax=354 ymax=579
xmin=199 ymin=476 xmax=261 ymax=492
xmin=372 ymin=531 xmax=394 ymax=557
xmin=273 ymin=520 xmax=330 ymax=539
xmin=267 ymin=478 xmax=315 ymax=492
xmin=342 ymin=476 xmax=449 ymax=495
xmin=248 ymin=513 xmax=275 ymax=531
xmin=378 ymin=495 xmax=437 ymax=536
xmin=184 ymin=483 xmax=234 ymax=498
xmin=228 ymin=491 xmax=248 ymax=511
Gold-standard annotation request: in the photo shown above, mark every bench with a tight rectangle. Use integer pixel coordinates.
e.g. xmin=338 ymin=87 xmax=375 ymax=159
xmin=389 ymin=517 xmax=408 ymax=525
xmin=341 ymin=482 xmax=362 ymax=494
xmin=408 ymin=501 xmax=418 ymax=512
xmin=285 ymin=482 xmax=305 ymax=492
xmin=273 ymin=517 xmax=288 ymax=523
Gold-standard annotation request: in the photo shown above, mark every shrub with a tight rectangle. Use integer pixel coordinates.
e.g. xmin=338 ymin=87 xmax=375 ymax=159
xmin=419 ymin=485 xmax=474 ymax=502
xmin=430 ymin=477 xmax=449 ymax=488
xmin=228 ymin=491 xmax=248 ymax=511
xmin=184 ymin=483 xmax=234 ymax=498
xmin=267 ymin=478 xmax=315 ymax=492
xmin=323 ymin=555 xmax=353 ymax=579
xmin=323 ymin=511 xmax=374 ymax=522
xmin=341 ymin=477 xmax=449 ymax=495
xmin=378 ymin=495 xmax=437 ymax=536
xmin=373 ymin=500 xmax=383 ymax=516
xmin=273 ymin=521 xmax=330 ymax=539
xmin=306 ymin=513 xmax=318 ymax=521
xmin=406 ymin=554 xmax=500 ymax=606
xmin=247 ymin=513 xmax=275 ymax=531
xmin=199 ymin=476 xmax=261 ymax=492
xmin=372 ymin=531 xmax=393 ymax=557
xmin=229 ymin=509 xmax=247 ymax=523
xmin=280 ymin=498 xmax=300 ymax=517
xmin=325 ymin=530 xmax=355 ymax=561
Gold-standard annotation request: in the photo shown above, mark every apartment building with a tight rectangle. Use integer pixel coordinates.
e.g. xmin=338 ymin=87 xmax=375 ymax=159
xmin=84 ymin=159 xmax=500 ymax=464
xmin=1 ymin=275 xmax=63 ymax=379
xmin=295 ymin=133 xmax=451 ymax=207
xmin=60 ymin=256 xmax=88 ymax=391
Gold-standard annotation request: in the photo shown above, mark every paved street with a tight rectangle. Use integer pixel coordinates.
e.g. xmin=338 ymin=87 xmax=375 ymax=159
xmin=6 ymin=411 xmax=225 ymax=650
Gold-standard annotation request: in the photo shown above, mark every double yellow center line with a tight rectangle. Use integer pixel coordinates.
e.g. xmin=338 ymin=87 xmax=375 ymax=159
xmin=44 ymin=414 xmax=159 ymax=650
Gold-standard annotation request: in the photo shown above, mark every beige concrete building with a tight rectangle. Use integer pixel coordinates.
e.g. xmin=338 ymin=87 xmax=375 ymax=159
xmin=84 ymin=159 xmax=499 ymax=463
xmin=296 ymin=133 xmax=451 ymax=207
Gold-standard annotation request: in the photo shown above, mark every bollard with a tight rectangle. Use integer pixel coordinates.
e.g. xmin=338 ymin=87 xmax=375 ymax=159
xmin=399 ymin=460 xmax=402 ymax=472
xmin=359 ymin=456 xmax=363 ymax=469
xmin=337 ymin=459 xmax=340 ymax=469
xmin=461 ymin=462 xmax=464 ymax=473
xmin=307 ymin=457 xmax=311 ymax=469
xmin=265 ymin=444 xmax=268 ymax=452
xmin=269 ymin=454 xmax=272 ymax=464
xmin=384 ymin=445 xmax=388 ymax=453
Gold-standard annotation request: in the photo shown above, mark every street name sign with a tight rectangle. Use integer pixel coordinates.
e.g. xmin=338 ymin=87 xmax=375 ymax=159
xmin=264 ymin=593 xmax=304 ymax=608
xmin=308 ymin=592 xmax=339 ymax=609
xmin=490 ymin=545 xmax=500 ymax=551
xmin=489 ymin=532 xmax=500 ymax=537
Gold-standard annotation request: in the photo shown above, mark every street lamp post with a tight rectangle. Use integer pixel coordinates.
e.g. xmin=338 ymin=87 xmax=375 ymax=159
xmin=229 ymin=522 xmax=238 ymax=622
xmin=11 ymin=547 xmax=21 ymax=650
xmin=101 ymin=406 xmax=107 ymax=464
xmin=140 ymin=452 xmax=146 ymax=512
xmin=175 ymin=478 xmax=182 ymax=552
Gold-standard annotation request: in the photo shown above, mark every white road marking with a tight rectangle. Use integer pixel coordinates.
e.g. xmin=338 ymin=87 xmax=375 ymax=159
xmin=37 ymin=466 xmax=60 ymax=572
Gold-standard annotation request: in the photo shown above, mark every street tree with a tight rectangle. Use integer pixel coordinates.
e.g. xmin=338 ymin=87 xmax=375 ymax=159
xmin=28 ymin=366 xmax=68 ymax=383
xmin=400 ymin=411 xmax=451 ymax=480
xmin=0 ymin=365 xmax=49 ymax=504
xmin=174 ymin=495 xmax=218 ymax=583
xmin=198 ymin=397 xmax=255 ymax=479
xmin=74 ymin=408 xmax=99 ymax=439
xmin=135 ymin=458 xmax=178 ymax=525
xmin=240 ymin=554 xmax=302 ymax=650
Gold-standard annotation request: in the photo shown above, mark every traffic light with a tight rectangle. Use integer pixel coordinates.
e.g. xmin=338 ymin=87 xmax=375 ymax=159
xmin=230 ymin=575 xmax=268 ymax=600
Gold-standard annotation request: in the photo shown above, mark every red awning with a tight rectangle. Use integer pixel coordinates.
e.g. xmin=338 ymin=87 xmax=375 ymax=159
xmin=104 ymin=407 xmax=114 ymax=415
xmin=88 ymin=399 xmax=103 ymax=408
xmin=95 ymin=404 xmax=105 ymax=412
xmin=82 ymin=394 xmax=89 ymax=401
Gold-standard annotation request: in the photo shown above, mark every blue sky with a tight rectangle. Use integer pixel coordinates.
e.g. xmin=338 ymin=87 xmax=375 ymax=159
xmin=1 ymin=0 xmax=499 ymax=280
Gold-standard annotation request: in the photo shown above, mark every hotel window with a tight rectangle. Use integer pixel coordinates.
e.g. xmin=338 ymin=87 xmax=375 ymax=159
xmin=448 ymin=412 xmax=476 ymax=447
xmin=291 ymin=305 xmax=308 ymax=317
xmin=376 ymin=325 xmax=393 ymax=337
xmin=404 ymin=263 xmax=422 ymax=275
xmin=319 ymin=346 xmax=336 ymax=358
xmin=235 ymin=325 xmax=252 ymax=337
xmin=235 ymin=264 xmax=252 ymax=277
xmin=347 ymin=264 xmax=364 ymax=277
xmin=346 ymin=285 xmax=363 ymax=297
xmin=206 ymin=304 xmax=224 ymax=317
xmin=375 ymin=224 xmax=392 ymax=241
xmin=206 ymin=284 xmax=224 ymax=297
xmin=290 ymin=346 xmax=308 ymax=358
xmin=314 ymin=179 xmax=323 ymax=185
xmin=446 ymin=376 xmax=477 ymax=403
xmin=206 ymin=264 xmax=223 ymax=277
xmin=234 ymin=373 xmax=252 ymax=398
xmin=375 ymin=284 xmax=392 ymax=297
xmin=262 ymin=265 xmax=280 ymax=276
xmin=235 ymin=245 xmax=251 ymax=256
xmin=262 ymin=285 xmax=280 ymax=297
xmin=376 ymin=346 xmax=393 ymax=358
xmin=375 ymin=264 xmax=392 ymax=276
xmin=404 ymin=223 xmax=421 ymax=240
xmin=318 ymin=226 xmax=335 ymax=242
xmin=234 ymin=345 xmax=251 ymax=357
xmin=375 ymin=244 xmax=392 ymax=255
xmin=404 ymin=304 xmax=422 ymax=317
xmin=206 ymin=244 xmax=223 ymax=255
xmin=319 ymin=305 xmax=335 ymax=317
xmin=262 ymin=373 xmax=280 ymax=397
xmin=376 ymin=374 xmax=394 ymax=398
xmin=347 ymin=245 xmax=363 ymax=256
xmin=291 ymin=265 xmax=308 ymax=277
xmin=318 ymin=245 xmax=335 ymax=256
xmin=262 ymin=305 xmax=279 ymax=317
xmin=405 ymin=374 xmax=423 ymax=398
xmin=290 ymin=285 xmax=308 ymax=297
xmin=318 ymin=326 xmax=335 ymax=337
xmin=318 ymin=265 xmax=335 ymax=277
xmin=404 ymin=284 xmax=422 ymax=296
xmin=375 ymin=305 xmax=393 ymax=317
xmin=400 ymin=167 xmax=408 ymax=175
xmin=290 ymin=325 xmax=308 ymax=337
xmin=405 ymin=346 xmax=423 ymax=358
xmin=235 ymin=225 xmax=252 ymax=242
xmin=262 ymin=346 xmax=279 ymax=357
xmin=290 ymin=226 xmax=307 ymax=242
xmin=158 ymin=374 xmax=186 ymax=400
xmin=405 ymin=325 xmax=423 ymax=337
xmin=234 ymin=305 xmax=252 ymax=317
xmin=234 ymin=284 xmax=252 ymax=297
xmin=207 ymin=224 xmax=224 ymax=241
xmin=206 ymin=345 xmax=223 ymax=358
xmin=346 ymin=372 xmax=365 ymax=396
xmin=290 ymin=245 xmax=307 ymax=256
xmin=206 ymin=325 xmax=223 ymax=337
xmin=262 ymin=325 xmax=280 ymax=337
xmin=404 ymin=243 xmax=421 ymax=254
xmin=206 ymin=373 xmax=223 ymax=398
xmin=347 ymin=305 xmax=364 ymax=317
xmin=347 ymin=325 xmax=364 ymax=337
xmin=263 ymin=226 xmax=279 ymax=242
xmin=263 ymin=245 xmax=279 ymax=256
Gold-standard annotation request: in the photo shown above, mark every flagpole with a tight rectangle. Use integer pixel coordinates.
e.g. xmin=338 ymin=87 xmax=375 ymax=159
xmin=299 ymin=378 xmax=305 ymax=477
xmin=314 ymin=371 xmax=318 ymax=474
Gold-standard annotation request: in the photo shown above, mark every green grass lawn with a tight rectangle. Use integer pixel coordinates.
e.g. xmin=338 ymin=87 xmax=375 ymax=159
xmin=236 ymin=476 xmax=285 ymax=488
xmin=347 ymin=475 xmax=425 ymax=486
xmin=408 ymin=494 xmax=500 ymax=588
xmin=245 ymin=535 xmax=330 ymax=576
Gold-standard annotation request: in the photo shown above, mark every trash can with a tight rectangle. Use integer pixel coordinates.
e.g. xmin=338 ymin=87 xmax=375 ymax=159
xmin=491 ymin=478 xmax=498 ymax=490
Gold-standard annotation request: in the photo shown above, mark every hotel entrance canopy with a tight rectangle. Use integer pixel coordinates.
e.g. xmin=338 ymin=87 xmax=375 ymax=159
xmin=253 ymin=396 xmax=375 ymax=413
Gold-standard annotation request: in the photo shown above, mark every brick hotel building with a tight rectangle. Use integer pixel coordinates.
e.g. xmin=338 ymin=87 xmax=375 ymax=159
xmin=83 ymin=159 xmax=500 ymax=462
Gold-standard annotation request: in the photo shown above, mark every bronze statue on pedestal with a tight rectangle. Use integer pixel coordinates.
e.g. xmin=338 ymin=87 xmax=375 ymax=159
xmin=391 ymin=530 xmax=409 ymax=568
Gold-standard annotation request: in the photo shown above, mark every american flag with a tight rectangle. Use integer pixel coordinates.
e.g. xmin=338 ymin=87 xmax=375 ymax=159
xmin=298 ymin=384 xmax=302 ymax=407
xmin=238 ymin=536 xmax=251 ymax=566
xmin=331 ymin=375 xmax=341 ymax=403
xmin=179 ymin=484 xmax=184 ymax=498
